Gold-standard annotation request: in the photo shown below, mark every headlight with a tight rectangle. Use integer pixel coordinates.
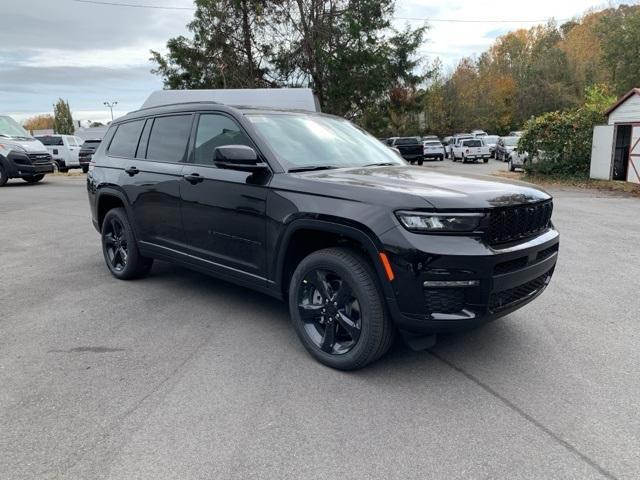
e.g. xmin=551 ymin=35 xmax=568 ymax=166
xmin=395 ymin=211 xmax=484 ymax=232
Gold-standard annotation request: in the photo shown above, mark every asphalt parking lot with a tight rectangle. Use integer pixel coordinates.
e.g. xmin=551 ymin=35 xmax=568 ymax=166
xmin=2 ymin=163 xmax=639 ymax=480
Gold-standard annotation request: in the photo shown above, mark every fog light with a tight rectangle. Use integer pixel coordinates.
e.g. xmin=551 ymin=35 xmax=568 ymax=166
xmin=423 ymin=280 xmax=479 ymax=288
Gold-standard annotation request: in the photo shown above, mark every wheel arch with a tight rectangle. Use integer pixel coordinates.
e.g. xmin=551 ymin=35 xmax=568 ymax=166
xmin=95 ymin=187 xmax=133 ymax=230
xmin=274 ymin=218 xmax=394 ymax=301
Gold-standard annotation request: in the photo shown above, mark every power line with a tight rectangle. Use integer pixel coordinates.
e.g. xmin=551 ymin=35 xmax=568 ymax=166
xmin=71 ymin=0 xmax=568 ymax=23
xmin=72 ymin=0 xmax=194 ymax=10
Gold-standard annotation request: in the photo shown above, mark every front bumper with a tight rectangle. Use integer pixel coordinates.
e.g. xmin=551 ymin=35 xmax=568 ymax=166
xmin=4 ymin=151 xmax=54 ymax=177
xmin=380 ymin=226 xmax=559 ymax=334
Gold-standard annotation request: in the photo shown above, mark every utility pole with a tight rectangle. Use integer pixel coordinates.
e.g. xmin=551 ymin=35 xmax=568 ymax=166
xmin=103 ymin=101 xmax=118 ymax=122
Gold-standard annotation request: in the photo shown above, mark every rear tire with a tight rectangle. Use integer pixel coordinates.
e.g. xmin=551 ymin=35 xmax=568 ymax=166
xmin=289 ymin=247 xmax=394 ymax=370
xmin=101 ymin=208 xmax=153 ymax=280
xmin=82 ymin=165 xmax=89 ymax=173
xmin=483 ymin=158 xmax=489 ymax=163
xmin=0 ymin=165 xmax=7 ymax=186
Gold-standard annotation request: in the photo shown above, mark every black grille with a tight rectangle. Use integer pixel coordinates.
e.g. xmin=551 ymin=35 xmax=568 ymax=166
xmin=424 ymin=289 xmax=465 ymax=314
xmin=28 ymin=153 xmax=52 ymax=164
xmin=489 ymin=270 xmax=552 ymax=312
xmin=494 ymin=256 xmax=528 ymax=275
xmin=488 ymin=200 xmax=553 ymax=245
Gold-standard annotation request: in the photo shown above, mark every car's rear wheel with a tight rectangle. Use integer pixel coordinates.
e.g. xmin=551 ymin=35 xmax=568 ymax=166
xmin=81 ymin=165 xmax=89 ymax=173
xmin=23 ymin=174 xmax=44 ymax=184
xmin=289 ymin=247 xmax=394 ymax=370
xmin=0 ymin=165 xmax=7 ymax=186
xmin=483 ymin=158 xmax=489 ymax=163
xmin=101 ymin=208 xmax=153 ymax=280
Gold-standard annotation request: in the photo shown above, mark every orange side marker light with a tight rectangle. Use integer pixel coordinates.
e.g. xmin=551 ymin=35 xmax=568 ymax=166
xmin=378 ymin=252 xmax=395 ymax=281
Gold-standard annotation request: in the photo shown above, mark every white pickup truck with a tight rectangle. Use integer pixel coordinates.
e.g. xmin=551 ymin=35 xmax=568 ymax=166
xmin=35 ymin=134 xmax=86 ymax=172
xmin=451 ymin=138 xmax=491 ymax=163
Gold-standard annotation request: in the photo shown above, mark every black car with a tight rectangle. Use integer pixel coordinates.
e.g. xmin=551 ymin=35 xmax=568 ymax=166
xmin=386 ymin=137 xmax=424 ymax=164
xmin=79 ymin=139 xmax=101 ymax=173
xmin=87 ymin=102 xmax=559 ymax=370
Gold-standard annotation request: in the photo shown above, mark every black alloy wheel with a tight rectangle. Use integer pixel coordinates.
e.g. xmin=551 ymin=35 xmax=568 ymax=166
xmin=289 ymin=247 xmax=394 ymax=370
xmin=103 ymin=216 xmax=128 ymax=273
xmin=101 ymin=207 xmax=153 ymax=280
xmin=297 ymin=269 xmax=362 ymax=355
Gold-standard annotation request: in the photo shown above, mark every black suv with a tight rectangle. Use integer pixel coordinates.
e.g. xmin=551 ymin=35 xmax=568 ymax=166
xmin=87 ymin=102 xmax=559 ymax=370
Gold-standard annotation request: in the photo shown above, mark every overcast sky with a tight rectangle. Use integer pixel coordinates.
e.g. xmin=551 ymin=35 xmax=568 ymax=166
xmin=1 ymin=0 xmax=623 ymax=124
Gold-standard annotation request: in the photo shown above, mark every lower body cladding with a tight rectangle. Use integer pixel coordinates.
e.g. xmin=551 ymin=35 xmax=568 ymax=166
xmin=379 ymin=226 xmax=559 ymax=336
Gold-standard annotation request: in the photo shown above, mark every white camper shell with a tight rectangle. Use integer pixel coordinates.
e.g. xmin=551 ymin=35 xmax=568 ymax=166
xmin=141 ymin=88 xmax=321 ymax=113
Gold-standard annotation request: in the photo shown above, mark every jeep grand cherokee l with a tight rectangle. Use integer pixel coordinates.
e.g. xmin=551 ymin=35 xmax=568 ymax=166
xmin=87 ymin=102 xmax=559 ymax=370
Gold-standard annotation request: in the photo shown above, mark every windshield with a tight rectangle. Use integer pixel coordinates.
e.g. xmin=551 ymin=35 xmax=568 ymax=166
xmin=246 ymin=113 xmax=405 ymax=170
xmin=484 ymin=135 xmax=499 ymax=143
xmin=0 ymin=116 xmax=32 ymax=139
xmin=504 ymin=137 xmax=519 ymax=146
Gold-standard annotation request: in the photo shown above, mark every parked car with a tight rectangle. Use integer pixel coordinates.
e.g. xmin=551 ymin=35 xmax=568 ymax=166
xmin=447 ymin=134 xmax=473 ymax=159
xmin=483 ymin=135 xmax=499 ymax=157
xmin=423 ymin=140 xmax=445 ymax=161
xmin=471 ymin=129 xmax=488 ymax=138
xmin=387 ymin=137 xmax=424 ymax=164
xmin=0 ymin=115 xmax=53 ymax=186
xmin=451 ymin=138 xmax=491 ymax=163
xmin=78 ymin=139 xmax=101 ymax=173
xmin=36 ymin=134 xmax=86 ymax=172
xmin=87 ymin=99 xmax=559 ymax=370
xmin=508 ymin=148 xmax=528 ymax=172
xmin=509 ymin=130 xmax=524 ymax=137
xmin=495 ymin=136 xmax=520 ymax=161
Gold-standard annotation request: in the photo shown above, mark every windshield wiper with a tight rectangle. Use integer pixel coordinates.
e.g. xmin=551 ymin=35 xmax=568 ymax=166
xmin=288 ymin=165 xmax=340 ymax=173
xmin=362 ymin=162 xmax=396 ymax=167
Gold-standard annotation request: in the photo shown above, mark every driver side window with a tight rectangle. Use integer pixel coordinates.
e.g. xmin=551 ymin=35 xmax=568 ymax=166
xmin=193 ymin=114 xmax=252 ymax=166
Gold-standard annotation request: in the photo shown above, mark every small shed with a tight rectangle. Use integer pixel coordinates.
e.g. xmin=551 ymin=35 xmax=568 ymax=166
xmin=590 ymin=88 xmax=640 ymax=183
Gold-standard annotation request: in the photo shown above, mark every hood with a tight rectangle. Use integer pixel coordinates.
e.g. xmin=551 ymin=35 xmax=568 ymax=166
xmin=0 ymin=137 xmax=48 ymax=154
xmin=293 ymin=165 xmax=550 ymax=209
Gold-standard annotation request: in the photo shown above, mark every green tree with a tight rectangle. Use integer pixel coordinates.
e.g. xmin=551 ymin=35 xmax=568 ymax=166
xmin=151 ymin=0 xmax=275 ymax=89
xmin=151 ymin=0 xmax=427 ymax=125
xmin=53 ymin=99 xmax=74 ymax=135
xmin=597 ymin=5 xmax=640 ymax=95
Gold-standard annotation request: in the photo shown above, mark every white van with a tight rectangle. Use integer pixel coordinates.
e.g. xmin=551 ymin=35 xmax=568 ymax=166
xmin=35 ymin=134 xmax=86 ymax=172
xmin=0 ymin=115 xmax=54 ymax=186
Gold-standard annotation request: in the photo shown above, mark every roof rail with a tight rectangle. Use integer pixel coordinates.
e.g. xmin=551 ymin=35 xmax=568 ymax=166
xmin=141 ymin=88 xmax=321 ymax=112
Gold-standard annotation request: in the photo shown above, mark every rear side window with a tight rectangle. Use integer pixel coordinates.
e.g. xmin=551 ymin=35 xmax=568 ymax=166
xmin=109 ymin=120 xmax=145 ymax=158
xmin=193 ymin=114 xmax=252 ymax=165
xmin=37 ymin=136 xmax=63 ymax=146
xmin=146 ymin=115 xmax=192 ymax=163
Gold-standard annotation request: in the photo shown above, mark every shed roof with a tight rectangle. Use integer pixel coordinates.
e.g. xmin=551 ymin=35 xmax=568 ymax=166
xmin=604 ymin=88 xmax=640 ymax=116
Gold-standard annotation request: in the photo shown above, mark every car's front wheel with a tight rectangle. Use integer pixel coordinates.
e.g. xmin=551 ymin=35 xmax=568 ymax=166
xmin=23 ymin=174 xmax=44 ymax=184
xmin=289 ymin=247 xmax=394 ymax=370
xmin=0 ymin=165 xmax=7 ymax=186
xmin=101 ymin=208 xmax=153 ymax=280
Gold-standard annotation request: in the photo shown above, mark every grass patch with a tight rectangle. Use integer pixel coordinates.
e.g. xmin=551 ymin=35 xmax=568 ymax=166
xmin=493 ymin=171 xmax=640 ymax=197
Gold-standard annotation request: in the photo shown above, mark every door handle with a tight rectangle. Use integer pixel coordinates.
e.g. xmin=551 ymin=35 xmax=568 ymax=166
xmin=183 ymin=173 xmax=204 ymax=185
xmin=125 ymin=166 xmax=140 ymax=176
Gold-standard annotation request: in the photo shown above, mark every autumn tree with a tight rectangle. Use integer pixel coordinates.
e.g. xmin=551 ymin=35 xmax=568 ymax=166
xmin=23 ymin=114 xmax=54 ymax=132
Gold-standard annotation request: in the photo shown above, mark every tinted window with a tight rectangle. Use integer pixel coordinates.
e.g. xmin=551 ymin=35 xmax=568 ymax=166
xmin=37 ymin=136 xmax=63 ymax=146
xmin=109 ymin=120 xmax=145 ymax=158
xmin=146 ymin=115 xmax=192 ymax=163
xmin=395 ymin=137 xmax=419 ymax=145
xmin=194 ymin=114 xmax=252 ymax=165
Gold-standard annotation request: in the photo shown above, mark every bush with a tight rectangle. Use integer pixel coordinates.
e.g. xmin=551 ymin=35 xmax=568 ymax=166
xmin=519 ymin=85 xmax=613 ymax=177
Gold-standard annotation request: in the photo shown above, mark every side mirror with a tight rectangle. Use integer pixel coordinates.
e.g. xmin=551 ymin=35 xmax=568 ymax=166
xmin=214 ymin=145 xmax=268 ymax=171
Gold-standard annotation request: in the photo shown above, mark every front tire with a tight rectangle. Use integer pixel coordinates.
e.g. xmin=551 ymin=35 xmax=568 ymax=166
xmin=101 ymin=208 xmax=153 ymax=280
xmin=23 ymin=174 xmax=44 ymax=184
xmin=289 ymin=247 xmax=394 ymax=370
